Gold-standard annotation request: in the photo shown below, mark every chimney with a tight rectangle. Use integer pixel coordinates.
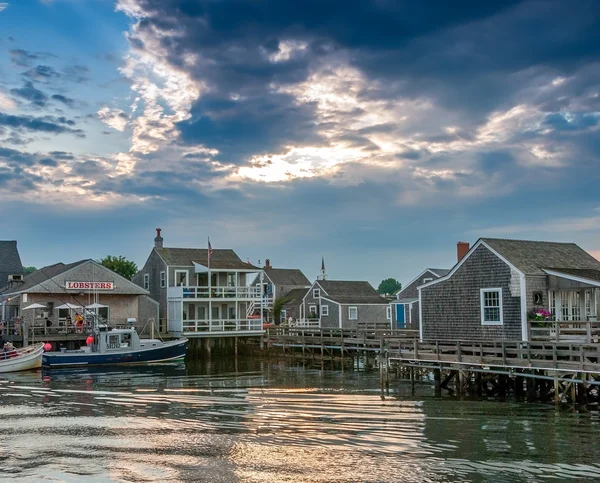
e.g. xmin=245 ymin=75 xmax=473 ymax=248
xmin=154 ymin=228 xmax=163 ymax=249
xmin=264 ymin=259 xmax=271 ymax=269
xmin=457 ymin=241 xmax=470 ymax=262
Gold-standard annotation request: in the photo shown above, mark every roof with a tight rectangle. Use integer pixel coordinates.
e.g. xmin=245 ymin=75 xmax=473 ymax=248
xmin=428 ymin=268 xmax=450 ymax=277
xmin=0 ymin=241 xmax=24 ymax=287
xmin=544 ymin=268 xmax=600 ymax=283
xmin=317 ymin=280 xmax=387 ymax=304
xmin=482 ymin=238 xmax=600 ymax=276
xmin=264 ymin=267 xmax=310 ymax=287
xmin=281 ymin=288 xmax=310 ymax=306
xmin=396 ymin=297 xmax=419 ymax=304
xmin=3 ymin=260 xmax=85 ymax=294
xmin=155 ymin=247 xmax=258 ymax=270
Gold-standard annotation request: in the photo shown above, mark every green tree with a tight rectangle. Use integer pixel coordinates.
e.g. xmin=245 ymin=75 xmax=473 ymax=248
xmin=23 ymin=266 xmax=37 ymax=275
xmin=272 ymin=295 xmax=291 ymax=323
xmin=377 ymin=278 xmax=402 ymax=295
xmin=100 ymin=255 xmax=138 ymax=280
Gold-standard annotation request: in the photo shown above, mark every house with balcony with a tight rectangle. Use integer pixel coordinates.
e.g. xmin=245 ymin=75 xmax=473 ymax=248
xmin=250 ymin=259 xmax=311 ymax=323
xmin=419 ymin=238 xmax=600 ymax=342
xmin=298 ymin=280 xmax=389 ymax=329
xmin=133 ymin=229 xmax=264 ymax=336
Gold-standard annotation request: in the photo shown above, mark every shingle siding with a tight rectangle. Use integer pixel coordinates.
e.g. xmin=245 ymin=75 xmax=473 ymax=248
xmin=398 ymin=271 xmax=437 ymax=300
xmin=341 ymin=304 xmax=387 ymax=329
xmin=134 ymin=249 xmax=168 ymax=324
xmin=421 ymin=244 xmax=523 ymax=341
xmin=320 ymin=302 xmax=339 ymax=328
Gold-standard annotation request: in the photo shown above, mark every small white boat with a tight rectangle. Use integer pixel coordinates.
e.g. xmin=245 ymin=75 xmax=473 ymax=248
xmin=0 ymin=343 xmax=44 ymax=373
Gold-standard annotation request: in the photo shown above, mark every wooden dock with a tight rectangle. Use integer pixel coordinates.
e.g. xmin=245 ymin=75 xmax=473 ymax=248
xmin=263 ymin=328 xmax=600 ymax=404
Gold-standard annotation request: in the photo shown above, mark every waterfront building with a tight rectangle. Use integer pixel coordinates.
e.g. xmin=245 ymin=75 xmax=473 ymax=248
xmin=0 ymin=259 xmax=157 ymax=342
xmin=298 ymin=280 xmax=388 ymax=329
xmin=249 ymin=259 xmax=310 ymax=323
xmin=133 ymin=229 xmax=264 ymax=336
xmin=419 ymin=238 xmax=600 ymax=341
xmin=0 ymin=240 xmax=24 ymax=288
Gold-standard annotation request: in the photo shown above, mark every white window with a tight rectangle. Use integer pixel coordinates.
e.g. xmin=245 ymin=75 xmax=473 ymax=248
xmin=313 ymin=288 xmax=320 ymax=299
xmin=143 ymin=274 xmax=149 ymax=290
xmin=480 ymin=288 xmax=503 ymax=325
xmin=309 ymin=305 xmax=317 ymax=316
xmin=280 ymin=309 xmax=287 ymax=322
xmin=386 ymin=306 xmax=392 ymax=319
xmin=175 ymin=270 xmax=188 ymax=287
xmin=348 ymin=306 xmax=358 ymax=320
xmin=549 ymin=290 xmax=556 ymax=319
xmin=585 ymin=290 xmax=593 ymax=317
xmin=160 ymin=271 xmax=166 ymax=288
xmin=423 ymin=277 xmax=433 ymax=283
xmin=321 ymin=305 xmax=329 ymax=316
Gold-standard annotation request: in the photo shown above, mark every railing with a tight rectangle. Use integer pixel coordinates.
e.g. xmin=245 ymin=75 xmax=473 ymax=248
xmin=182 ymin=318 xmax=264 ymax=332
xmin=168 ymin=286 xmax=262 ymax=299
xmin=293 ymin=318 xmax=321 ymax=328
xmin=529 ymin=320 xmax=600 ymax=343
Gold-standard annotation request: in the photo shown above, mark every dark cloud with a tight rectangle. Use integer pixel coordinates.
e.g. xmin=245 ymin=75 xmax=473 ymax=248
xmin=63 ymin=65 xmax=90 ymax=83
xmin=10 ymin=81 xmax=48 ymax=107
xmin=51 ymin=94 xmax=77 ymax=108
xmin=22 ymin=65 xmax=61 ymax=82
xmin=0 ymin=112 xmax=85 ymax=137
xmin=9 ymin=49 xmax=57 ymax=68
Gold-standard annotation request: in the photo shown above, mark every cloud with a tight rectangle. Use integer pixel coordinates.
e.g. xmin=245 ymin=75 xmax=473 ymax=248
xmin=22 ymin=65 xmax=61 ymax=82
xmin=97 ymin=106 xmax=128 ymax=131
xmin=10 ymin=81 xmax=48 ymax=107
xmin=0 ymin=112 xmax=85 ymax=137
xmin=0 ymin=3 xmax=8 ymax=13
xmin=51 ymin=94 xmax=76 ymax=108
xmin=9 ymin=49 xmax=56 ymax=68
xmin=0 ymin=92 xmax=16 ymax=110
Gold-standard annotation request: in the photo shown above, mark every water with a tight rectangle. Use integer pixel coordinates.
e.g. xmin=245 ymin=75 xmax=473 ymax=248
xmin=1 ymin=359 xmax=600 ymax=482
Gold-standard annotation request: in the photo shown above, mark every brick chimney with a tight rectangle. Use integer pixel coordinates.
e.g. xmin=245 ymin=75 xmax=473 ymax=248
xmin=457 ymin=241 xmax=470 ymax=262
xmin=154 ymin=228 xmax=163 ymax=249
xmin=264 ymin=259 xmax=271 ymax=268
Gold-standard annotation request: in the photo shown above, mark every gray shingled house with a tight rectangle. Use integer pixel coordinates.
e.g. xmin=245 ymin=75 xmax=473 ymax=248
xmin=0 ymin=240 xmax=24 ymax=288
xmin=390 ymin=268 xmax=450 ymax=330
xmin=133 ymin=229 xmax=263 ymax=336
xmin=1 ymin=259 xmax=157 ymax=335
xmin=299 ymin=280 xmax=388 ymax=329
xmin=419 ymin=238 xmax=600 ymax=342
xmin=249 ymin=259 xmax=311 ymax=323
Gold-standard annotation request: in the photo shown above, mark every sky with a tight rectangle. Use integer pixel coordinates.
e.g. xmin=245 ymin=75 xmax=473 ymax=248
xmin=0 ymin=0 xmax=599 ymax=288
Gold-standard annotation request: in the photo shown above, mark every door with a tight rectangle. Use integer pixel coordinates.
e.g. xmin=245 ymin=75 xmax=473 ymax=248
xmin=396 ymin=304 xmax=405 ymax=329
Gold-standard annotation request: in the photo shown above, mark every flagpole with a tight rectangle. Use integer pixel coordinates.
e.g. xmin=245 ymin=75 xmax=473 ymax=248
xmin=208 ymin=237 xmax=211 ymax=332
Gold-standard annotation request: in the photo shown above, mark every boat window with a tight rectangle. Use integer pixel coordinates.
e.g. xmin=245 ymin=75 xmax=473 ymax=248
xmin=107 ymin=334 xmax=120 ymax=350
xmin=121 ymin=333 xmax=131 ymax=348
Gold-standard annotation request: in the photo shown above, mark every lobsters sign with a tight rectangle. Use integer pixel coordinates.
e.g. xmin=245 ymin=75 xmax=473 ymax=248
xmin=65 ymin=281 xmax=114 ymax=290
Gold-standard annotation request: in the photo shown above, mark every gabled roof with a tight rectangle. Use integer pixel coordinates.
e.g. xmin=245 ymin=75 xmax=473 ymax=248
xmin=481 ymin=238 xmax=600 ymax=276
xmin=3 ymin=260 xmax=85 ymax=294
xmin=0 ymin=240 xmax=24 ymax=286
xmin=281 ymin=287 xmax=310 ymax=306
xmin=428 ymin=268 xmax=450 ymax=277
xmin=155 ymin=247 xmax=259 ymax=270
xmin=264 ymin=267 xmax=310 ymax=287
xmin=397 ymin=267 xmax=450 ymax=299
xmin=317 ymin=280 xmax=387 ymax=304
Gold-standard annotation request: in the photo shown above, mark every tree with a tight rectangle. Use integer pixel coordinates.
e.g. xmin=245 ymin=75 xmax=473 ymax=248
xmin=377 ymin=278 xmax=402 ymax=295
xmin=272 ymin=296 xmax=291 ymax=324
xmin=100 ymin=256 xmax=138 ymax=280
xmin=23 ymin=266 xmax=37 ymax=275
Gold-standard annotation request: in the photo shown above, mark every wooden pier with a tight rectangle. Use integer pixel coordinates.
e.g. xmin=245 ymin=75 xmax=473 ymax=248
xmin=263 ymin=328 xmax=600 ymax=404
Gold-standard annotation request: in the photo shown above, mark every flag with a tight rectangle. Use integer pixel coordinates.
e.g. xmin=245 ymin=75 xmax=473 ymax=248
xmin=208 ymin=238 xmax=213 ymax=261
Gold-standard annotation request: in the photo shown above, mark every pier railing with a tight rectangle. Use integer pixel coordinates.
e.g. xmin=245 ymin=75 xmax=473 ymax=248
xmin=529 ymin=320 xmax=600 ymax=343
xmin=183 ymin=318 xmax=263 ymax=333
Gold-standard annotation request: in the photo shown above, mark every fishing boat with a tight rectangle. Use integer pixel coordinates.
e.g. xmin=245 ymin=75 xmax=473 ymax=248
xmin=0 ymin=343 xmax=45 ymax=373
xmin=42 ymin=326 xmax=188 ymax=368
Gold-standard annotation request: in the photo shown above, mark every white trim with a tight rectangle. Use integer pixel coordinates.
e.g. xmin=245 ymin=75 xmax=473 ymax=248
xmin=321 ymin=304 xmax=329 ymax=316
xmin=480 ymin=288 xmax=503 ymax=325
xmin=308 ymin=304 xmax=317 ymax=316
xmin=386 ymin=305 xmax=392 ymax=320
xmin=348 ymin=306 xmax=358 ymax=320
xmin=419 ymin=239 xmax=525 ymax=291
xmin=418 ymin=290 xmax=423 ymax=341
xmin=313 ymin=288 xmax=321 ymax=299
xmin=160 ymin=271 xmax=166 ymax=288
xmin=422 ymin=277 xmax=433 ymax=283
xmin=520 ymin=273 xmax=528 ymax=340
xmin=338 ymin=305 xmax=342 ymax=328
xmin=174 ymin=270 xmax=189 ymax=287
xmin=143 ymin=273 xmax=150 ymax=290
xmin=542 ymin=269 xmax=600 ymax=288
xmin=397 ymin=269 xmax=440 ymax=299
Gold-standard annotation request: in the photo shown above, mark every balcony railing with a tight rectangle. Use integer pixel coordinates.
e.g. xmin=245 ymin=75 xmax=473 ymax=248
xmin=529 ymin=320 xmax=600 ymax=343
xmin=293 ymin=318 xmax=321 ymax=328
xmin=182 ymin=318 xmax=264 ymax=332
xmin=168 ymin=286 xmax=262 ymax=300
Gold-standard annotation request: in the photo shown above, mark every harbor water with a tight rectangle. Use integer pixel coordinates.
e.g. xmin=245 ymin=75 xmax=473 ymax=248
xmin=1 ymin=359 xmax=600 ymax=482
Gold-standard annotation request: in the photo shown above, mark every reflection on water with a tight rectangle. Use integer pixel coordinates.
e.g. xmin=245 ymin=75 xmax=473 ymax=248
xmin=0 ymin=359 xmax=599 ymax=482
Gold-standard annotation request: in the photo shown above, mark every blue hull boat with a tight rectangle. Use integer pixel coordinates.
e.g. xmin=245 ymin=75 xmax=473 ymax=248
xmin=42 ymin=327 xmax=188 ymax=368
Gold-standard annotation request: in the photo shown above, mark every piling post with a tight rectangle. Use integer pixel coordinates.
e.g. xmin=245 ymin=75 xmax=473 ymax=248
xmin=553 ymin=374 xmax=560 ymax=404
xmin=434 ymin=368 xmax=442 ymax=396
xmin=234 ymin=337 xmax=238 ymax=358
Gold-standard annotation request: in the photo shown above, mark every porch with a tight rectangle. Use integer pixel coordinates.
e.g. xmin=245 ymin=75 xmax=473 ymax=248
xmin=168 ymin=286 xmax=262 ymax=300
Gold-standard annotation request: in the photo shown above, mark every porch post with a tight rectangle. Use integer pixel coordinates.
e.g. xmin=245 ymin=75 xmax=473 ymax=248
xmin=234 ymin=271 xmax=239 ymax=331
